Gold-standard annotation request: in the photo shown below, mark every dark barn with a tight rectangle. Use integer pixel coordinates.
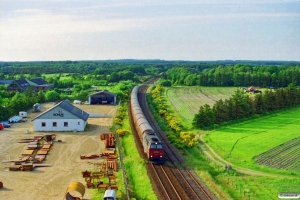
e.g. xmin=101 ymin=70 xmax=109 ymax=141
xmin=88 ymin=90 xmax=117 ymax=105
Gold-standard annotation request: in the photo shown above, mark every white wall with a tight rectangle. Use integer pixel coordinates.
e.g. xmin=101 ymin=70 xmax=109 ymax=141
xmin=33 ymin=119 xmax=87 ymax=132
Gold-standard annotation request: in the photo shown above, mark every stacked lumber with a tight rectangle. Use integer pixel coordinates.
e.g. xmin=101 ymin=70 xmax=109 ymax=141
xmin=99 ymin=159 xmax=118 ymax=174
xmin=80 ymin=154 xmax=100 ymax=159
xmin=100 ymin=133 xmax=115 ymax=148
xmin=3 ymin=133 xmax=56 ymax=171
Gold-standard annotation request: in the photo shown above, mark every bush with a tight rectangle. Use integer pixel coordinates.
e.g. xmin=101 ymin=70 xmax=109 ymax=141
xmin=159 ymin=109 xmax=167 ymax=117
xmin=180 ymin=132 xmax=198 ymax=148
xmin=116 ymin=129 xmax=129 ymax=137
xmin=114 ymin=117 xmax=123 ymax=126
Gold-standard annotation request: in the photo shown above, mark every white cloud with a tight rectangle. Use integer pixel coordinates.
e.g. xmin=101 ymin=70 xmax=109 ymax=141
xmin=0 ymin=0 xmax=299 ymax=61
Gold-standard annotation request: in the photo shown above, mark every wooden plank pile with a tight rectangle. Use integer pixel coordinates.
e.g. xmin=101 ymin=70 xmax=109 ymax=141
xmin=2 ymin=134 xmax=55 ymax=171
xmin=100 ymin=133 xmax=115 ymax=148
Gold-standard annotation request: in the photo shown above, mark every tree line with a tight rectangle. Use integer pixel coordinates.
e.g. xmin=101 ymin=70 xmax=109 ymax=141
xmin=165 ymin=64 xmax=300 ymax=87
xmin=0 ymin=80 xmax=135 ymax=121
xmin=193 ymin=84 xmax=300 ymax=129
xmin=0 ymin=87 xmax=46 ymax=121
xmin=0 ymin=61 xmax=170 ymax=80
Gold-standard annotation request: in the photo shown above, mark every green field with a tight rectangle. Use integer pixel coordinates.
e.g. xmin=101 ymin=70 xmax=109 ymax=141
xmin=164 ymin=86 xmax=300 ymax=199
xmin=165 ymin=86 xmax=238 ymax=121
xmin=165 ymin=86 xmax=300 ymax=173
xmin=204 ymin=109 xmax=300 ymax=173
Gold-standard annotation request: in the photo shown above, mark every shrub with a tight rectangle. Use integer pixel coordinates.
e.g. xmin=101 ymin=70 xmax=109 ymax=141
xmin=159 ymin=109 xmax=167 ymax=117
xmin=114 ymin=117 xmax=123 ymax=126
xmin=180 ymin=132 xmax=198 ymax=148
xmin=116 ymin=129 xmax=129 ymax=137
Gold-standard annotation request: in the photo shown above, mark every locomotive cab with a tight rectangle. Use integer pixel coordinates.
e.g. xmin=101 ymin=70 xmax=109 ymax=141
xmin=145 ymin=136 xmax=164 ymax=164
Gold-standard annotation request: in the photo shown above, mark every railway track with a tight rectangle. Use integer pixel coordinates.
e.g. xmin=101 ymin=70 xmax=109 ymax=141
xmin=132 ymin=83 xmax=216 ymax=200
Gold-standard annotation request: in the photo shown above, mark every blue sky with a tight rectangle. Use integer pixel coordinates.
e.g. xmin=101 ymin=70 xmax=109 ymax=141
xmin=0 ymin=0 xmax=299 ymax=61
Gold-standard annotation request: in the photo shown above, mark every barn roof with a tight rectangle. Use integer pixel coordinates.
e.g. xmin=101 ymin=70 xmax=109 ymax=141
xmin=32 ymin=100 xmax=89 ymax=121
xmin=88 ymin=90 xmax=117 ymax=97
xmin=13 ymin=79 xmax=31 ymax=90
xmin=0 ymin=80 xmax=13 ymax=85
xmin=28 ymin=78 xmax=48 ymax=86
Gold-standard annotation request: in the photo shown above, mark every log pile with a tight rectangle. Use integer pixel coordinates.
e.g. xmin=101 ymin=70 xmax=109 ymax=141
xmin=100 ymin=133 xmax=115 ymax=148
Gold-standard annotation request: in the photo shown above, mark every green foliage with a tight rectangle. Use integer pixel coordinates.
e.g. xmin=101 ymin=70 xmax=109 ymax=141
xmin=114 ymin=117 xmax=123 ymax=126
xmin=158 ymin=109 xmax=167 ymax=116
xmin=76 ymin=90 xmax=89 ymax=101
xmin=193 ymin=86 xmax=300 ymax=129
xmin=180 ymin=132 xmax=198 ymax=147
xmin=0 ymin=89 xmax=44 ymax=120
xmin=37 ymin=90 xmax=46 ymax=103
xmin=159 ymin=80 xmax=172 ymax=87
xmin=116 ymin=128 xmax=129 ymax=137
xmin=165 ymin=63 xmax=300 ymax=87
xmin=45 ymin=90 xmax=60 ymax=101
xmin=193 ymin=104 xmax=215 ymax=129
xmin=149 ymin=85 xmax=198 ymax=149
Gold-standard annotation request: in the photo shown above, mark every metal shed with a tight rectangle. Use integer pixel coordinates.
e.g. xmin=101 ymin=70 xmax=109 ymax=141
xmin=88 ymin=90 xmax=117 ymax=105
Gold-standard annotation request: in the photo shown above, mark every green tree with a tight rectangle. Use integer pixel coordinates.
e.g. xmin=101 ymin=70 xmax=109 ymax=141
xmin=193 ymin=104 xmax=215 ymax=128
xmin=232 ymin=89 xmax=251 ymax=119
xmin=37 ymin=90 xmax=46 ymax=103
xmin=45 ymin=90 xmax=60 ymax=101
xmin=77 ymin=90 xmax=89 ymax=102
xmin=213 ymin=99 xmax=228 ymax=124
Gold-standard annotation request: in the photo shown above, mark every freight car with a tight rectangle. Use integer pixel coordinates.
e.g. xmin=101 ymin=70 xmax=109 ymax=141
xmin=131 ymin=86 xmax=164 ymax=164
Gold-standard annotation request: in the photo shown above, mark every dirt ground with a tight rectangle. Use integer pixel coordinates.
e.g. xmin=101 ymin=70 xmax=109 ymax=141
xmin=0 ymin=102 xmax=117 ymax=200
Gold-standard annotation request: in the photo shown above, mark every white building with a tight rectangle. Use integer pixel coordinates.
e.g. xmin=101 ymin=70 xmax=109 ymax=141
xmin=32 ymin=100 xmax=89 ymax=132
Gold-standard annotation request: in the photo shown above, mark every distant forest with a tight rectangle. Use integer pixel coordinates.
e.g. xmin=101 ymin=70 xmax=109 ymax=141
xmin=0 ymin=60 xmax=300 ymax=88
xmin=0 ymin=60 xmax=300 ymax=122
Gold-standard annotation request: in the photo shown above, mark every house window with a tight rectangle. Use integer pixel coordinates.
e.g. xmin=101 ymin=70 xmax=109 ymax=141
xmin=64 ymin=122 xmax=68 ymax=127
xmin=78 ymin=122 xmax=80 ymax=125
xmin=53 ymin=122 xmax=57 ymax=127
xmin=42 ymin=122 xmax=46 ymax=127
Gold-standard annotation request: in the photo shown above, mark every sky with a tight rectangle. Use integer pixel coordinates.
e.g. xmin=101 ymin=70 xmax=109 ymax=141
xmin=0 ymin=0 xmax=299 ymax=61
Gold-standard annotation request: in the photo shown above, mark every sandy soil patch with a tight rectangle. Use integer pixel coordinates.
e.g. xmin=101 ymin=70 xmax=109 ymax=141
xmin=0 ymin=102 xmax=117 ymax=200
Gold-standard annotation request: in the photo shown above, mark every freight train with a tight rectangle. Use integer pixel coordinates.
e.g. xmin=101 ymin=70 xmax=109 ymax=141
xmin=130 ymin=86 xmax=164 ymax=164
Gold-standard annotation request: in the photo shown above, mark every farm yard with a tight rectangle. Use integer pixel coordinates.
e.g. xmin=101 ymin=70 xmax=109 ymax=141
xmin=165 ymin=86 xmax=238 ymax=121
xmin=0 ymin=103 xmax=120 ymax=200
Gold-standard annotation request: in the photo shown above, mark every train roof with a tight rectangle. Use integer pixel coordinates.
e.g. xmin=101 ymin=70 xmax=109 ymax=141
xmin=144 ymin=134 xmax=161 ymax=143
xmin=139 ymin=122 xmax=154 ymax=132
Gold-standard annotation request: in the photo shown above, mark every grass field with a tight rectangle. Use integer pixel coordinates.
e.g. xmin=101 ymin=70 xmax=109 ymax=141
xmin=165 ymin=86 xmax=299 ymax=173
xmin=204 ymin=109 xmax=300 ymax=174
xmin=165 ymin=86 xmax=238 ymax=121
xmin=254 ymin=136 xmax=300 ymax=171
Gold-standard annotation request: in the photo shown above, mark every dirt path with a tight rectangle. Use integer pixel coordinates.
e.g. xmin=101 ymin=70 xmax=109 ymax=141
xmin=199 ymin=134 xmax=294 ymax=178
xmin=0 ymin=103 xmax=117 ymax=200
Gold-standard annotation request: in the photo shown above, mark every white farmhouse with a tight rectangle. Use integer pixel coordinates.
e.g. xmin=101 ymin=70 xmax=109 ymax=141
xmin=32 ymin=100 xmax=89 ymax=132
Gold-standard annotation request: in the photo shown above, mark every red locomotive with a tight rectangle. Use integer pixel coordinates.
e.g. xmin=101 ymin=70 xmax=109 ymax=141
xmin=131 ymin=86 xmax=164 ymax=164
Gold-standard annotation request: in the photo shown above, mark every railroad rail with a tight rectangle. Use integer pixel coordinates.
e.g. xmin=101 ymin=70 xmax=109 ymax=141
xmin=130 ymin=83 xmax=216 ymax=200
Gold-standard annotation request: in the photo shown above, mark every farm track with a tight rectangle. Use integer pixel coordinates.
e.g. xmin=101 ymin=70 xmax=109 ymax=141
xmin=135 ymin=84 xmax=216 ymax=200
xmin=199 ymin=134 xmax=297 ymax=178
